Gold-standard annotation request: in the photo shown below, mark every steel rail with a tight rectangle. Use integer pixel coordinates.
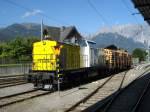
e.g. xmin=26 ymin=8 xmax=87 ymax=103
xmin=0 ymin=74 xmax=25 ymax=78
xmin=98 ymin=68 xmax=150 ymax=112
xmin=0 ymin=81 xmax=28 ymax=89
xmin=131 ymin=74 xmax=150 ymax=112
xmin=0 ymin=89 xmax=52 ymax=108
xmin=102 ymin=71 xmax=127 ymax=112
xmin=64 ymin=71 xmax=128 ymax=112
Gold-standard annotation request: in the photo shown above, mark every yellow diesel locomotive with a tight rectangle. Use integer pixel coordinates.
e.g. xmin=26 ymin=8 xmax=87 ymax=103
xmin=30 ymin=39 xmax=132 ymax=89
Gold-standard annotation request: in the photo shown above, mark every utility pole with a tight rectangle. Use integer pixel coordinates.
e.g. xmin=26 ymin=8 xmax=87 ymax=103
xmin=41 ymin=19 xmax=43 ymax=41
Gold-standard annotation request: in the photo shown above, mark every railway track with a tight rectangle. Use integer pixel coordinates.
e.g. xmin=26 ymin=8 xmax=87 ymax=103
xmin=0 ymin=75 xmax=27 ymax=88
xmin=0 ymin=89 xmax=52 ymax=108
xmin=84 ymin=68 xmax=150 ymax=112
xmin=131 ymin=73 xmax=150 ymax=112
xmin=64 ymin=71 xmax=127 ymax=112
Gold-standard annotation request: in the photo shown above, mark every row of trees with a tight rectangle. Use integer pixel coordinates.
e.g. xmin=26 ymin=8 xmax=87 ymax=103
xmin=0 ymin=37 xmax=39 ymax=63
xmin=0 ymin=37 xmax=148 ymax=63
xmin=132 ymin=48 xmax=148 ymax=61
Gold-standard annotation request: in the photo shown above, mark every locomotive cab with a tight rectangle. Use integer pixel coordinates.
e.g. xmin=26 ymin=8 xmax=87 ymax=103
xmin=78 ymin=39 xmax=99 ymax=67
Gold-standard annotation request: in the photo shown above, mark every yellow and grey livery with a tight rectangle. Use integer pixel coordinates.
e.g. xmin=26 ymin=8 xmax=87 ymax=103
xmin=32 ymin=40 xmax=81 ymax=71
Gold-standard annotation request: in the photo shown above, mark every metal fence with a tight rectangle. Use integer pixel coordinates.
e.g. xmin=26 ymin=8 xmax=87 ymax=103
xmin=0 ymin=56 xmax=32 ymax=76
xmin=0 ymin=63 xmax=32 ymax=76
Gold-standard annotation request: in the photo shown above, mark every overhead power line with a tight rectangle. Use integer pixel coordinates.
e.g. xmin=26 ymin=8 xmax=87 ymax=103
xmin=3 ymin=0 xmax=70 ymax=26
xmin=121 ymin=0 xmax=140 ymax=24
xmin=87 ymin=0 xmax=110 ymax=27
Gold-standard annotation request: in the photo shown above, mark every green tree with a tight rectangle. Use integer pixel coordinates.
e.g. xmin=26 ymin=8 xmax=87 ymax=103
xmin=23 ymin=37 xmax=39 ymax=55
xmin=0 ymin=43 xmax=3 ymax=55
xmin=0 ymin=36 xmax=39 ymax=62
xmin=132 ymin=48 xmax=147 ymax=61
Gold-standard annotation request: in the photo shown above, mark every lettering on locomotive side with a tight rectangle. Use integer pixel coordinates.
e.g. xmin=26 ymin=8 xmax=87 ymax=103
xmin=37 ymin=59 xmax=52 ymax=63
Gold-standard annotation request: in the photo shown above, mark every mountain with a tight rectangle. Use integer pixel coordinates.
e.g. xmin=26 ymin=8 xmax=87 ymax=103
xmin=92 ymin=32 xmax=145 ymax=53
xmin=0 ymin=23 xmax=147 ymax=52
xmin=91 ymin=24 xmax=150 ymax=53
xmin=0 ymin=23 xmax=41 ymax=40
xmin=98 ymin=24 xmax=150 ymax=43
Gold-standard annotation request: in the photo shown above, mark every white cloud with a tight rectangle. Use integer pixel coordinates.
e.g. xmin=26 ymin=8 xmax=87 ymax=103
xmin=22 ymin=9 xmax=43 ymax=18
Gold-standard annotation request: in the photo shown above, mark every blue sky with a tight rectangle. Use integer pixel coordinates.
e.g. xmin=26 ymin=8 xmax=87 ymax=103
xmin=0 ymin=0 xmax=145 ymax=35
